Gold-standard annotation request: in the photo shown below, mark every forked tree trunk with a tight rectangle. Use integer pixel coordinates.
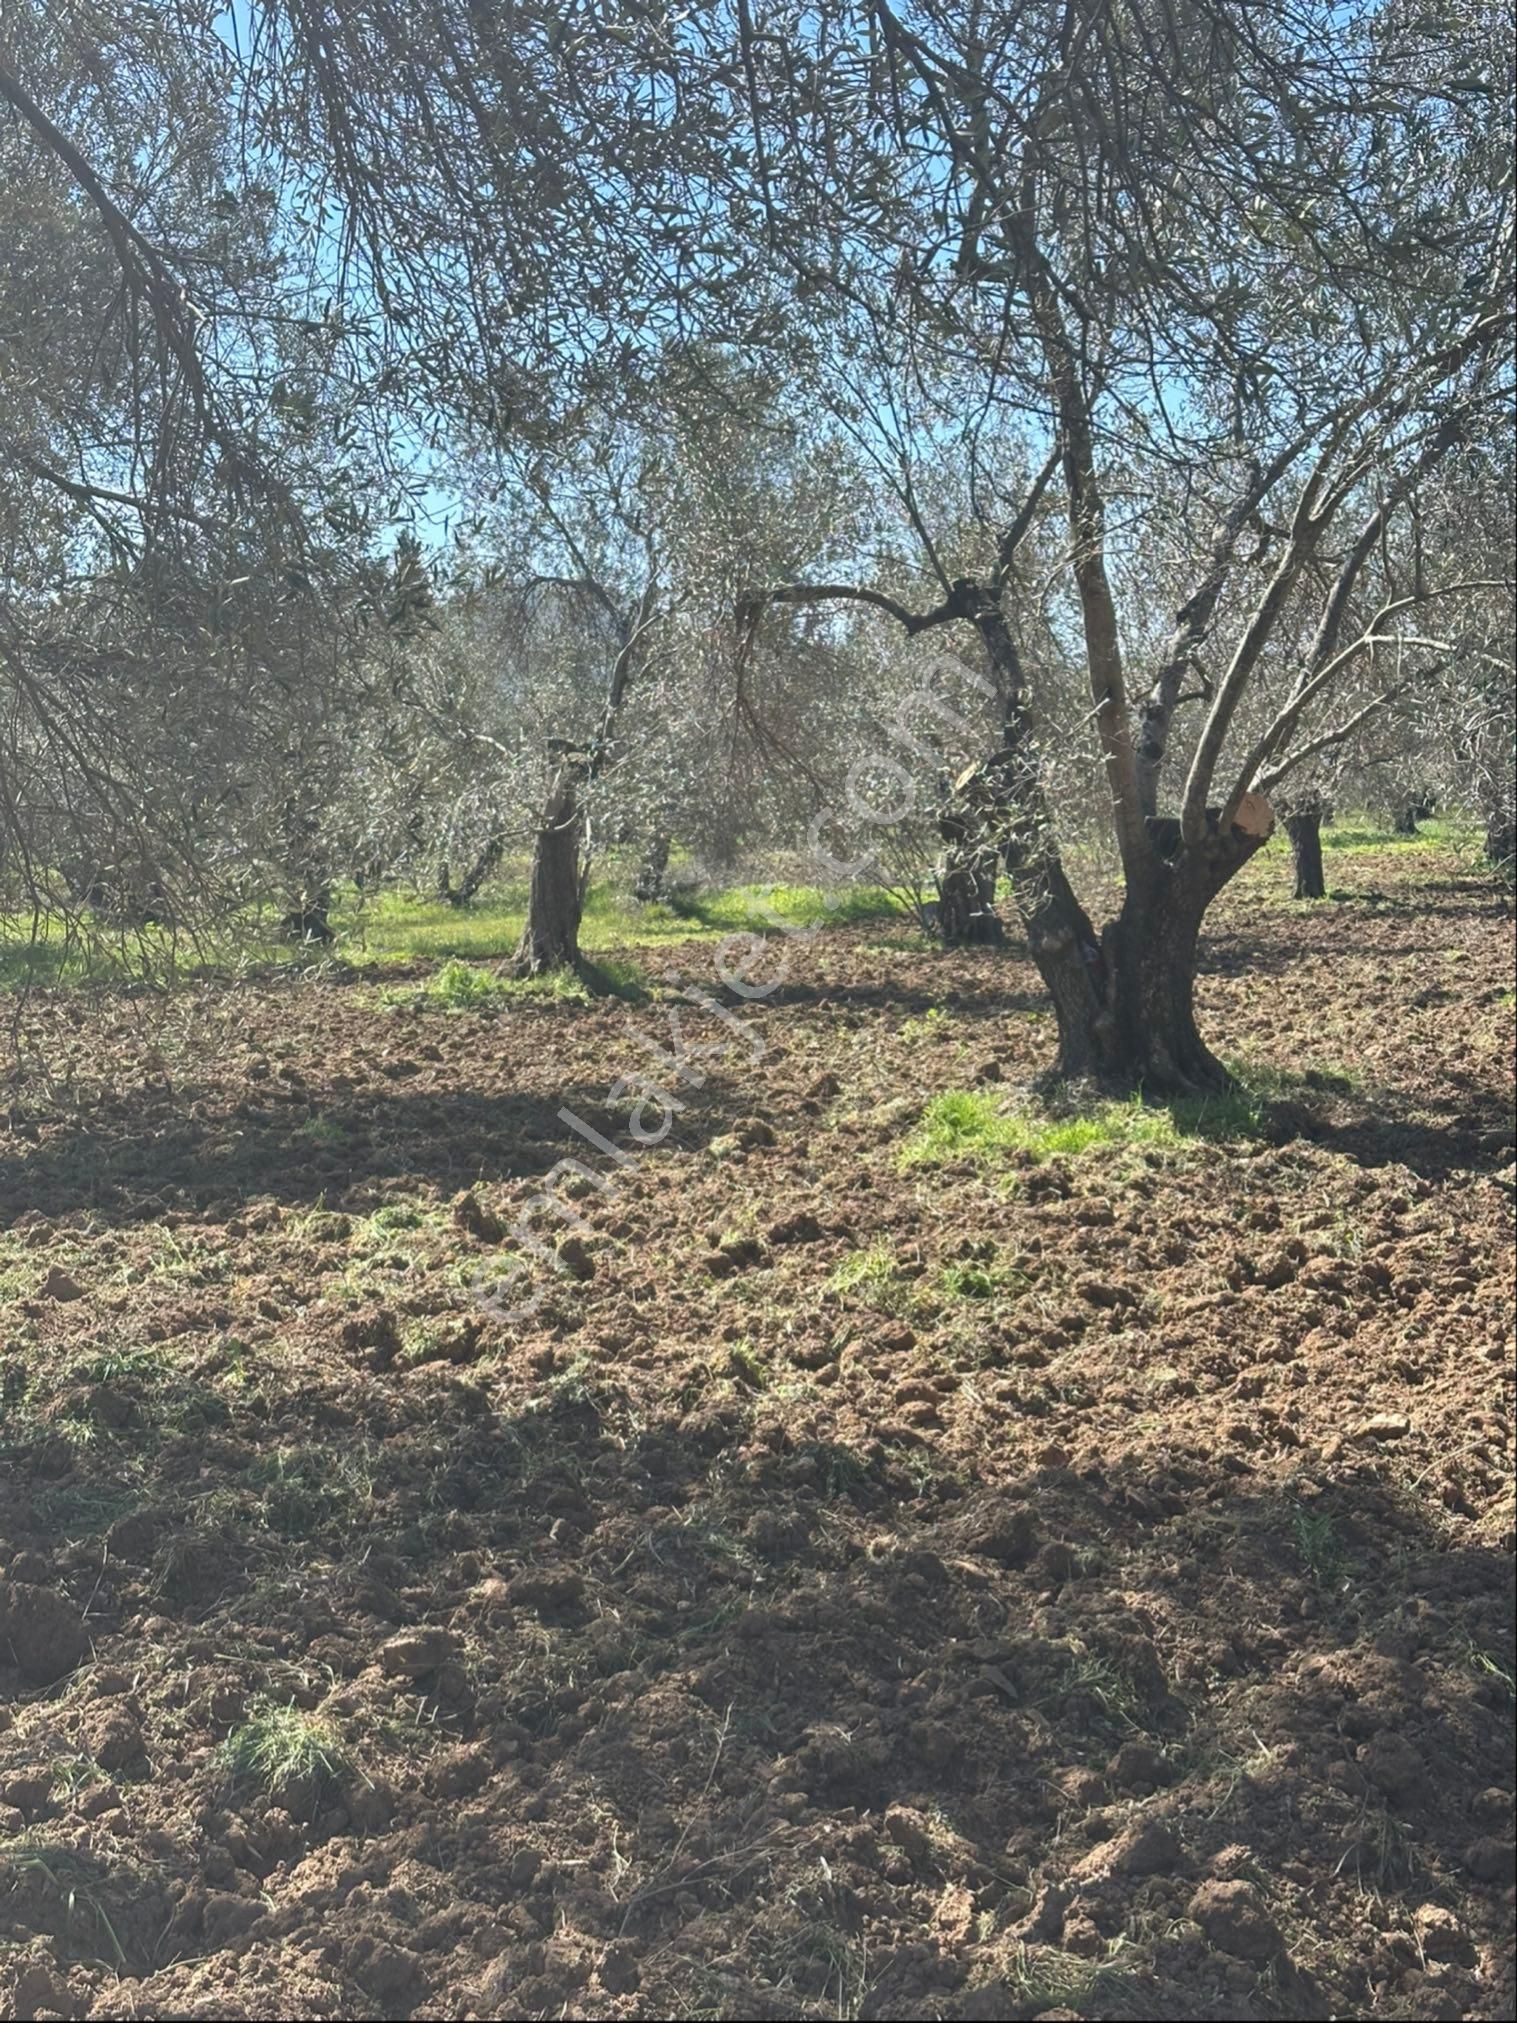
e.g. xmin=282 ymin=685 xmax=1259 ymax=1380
xmin=964 ymin=599 xmax=1272 ymax=1093
xmin=1285 ymin=808 xmax=1327 ymax=899
xmin=1027 ymin=863 xmax=1254 ymax=1093
xmin=440 ymin=830 xmax=506 ymax=908
xmin=513 ymin=770 xmax=583 ymax=976
xmin=1013 ymin=804 xmax=1274 ymax=1096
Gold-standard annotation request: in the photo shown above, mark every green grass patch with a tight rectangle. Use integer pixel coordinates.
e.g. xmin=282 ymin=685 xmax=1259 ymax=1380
xmin=900 ymin=1089 xmax=1187 ymax=1168
xmin=220 ymin=1702 xmax=349 ymax=1796
xmin=340 ymin=879 xmax=698 ymax=961
xmin=340 ymin=877 xmax=900 ymax=965
xmin=1004 ymin=1940 xmax=1137 ymax=2018
xmin=1319 ymin=814 xmax=1474 ymax=853
xmin=900 ymin=1006 xmax=954 ymax=1044
xmin=826 ymin=1241 xmax=914 ymax=1311
xmin=1291 ymin=1507 xmax=1350 ymax=1588
xmin=250 ymin=1445 xmax=374 ymax=1539
xmin=378 ymin=952 xmax=645 ymax=1010
xmin=936 ymin=1259 xmax=1011 ymax=1301
xmin=2 ymin=872 xmax=899 ymax=989
xmin=897 ymin=1070 xmax=1310 ymax=1172
xmin=668 ymin=881 xmax=905 ymax=933
xmin=0 ymin=904 xmax=296 ymax=987
xmin=379 ymin=956 xmax=517 ymax=1010
xmin=725 ymin=1339 xmax=771 ymax=1389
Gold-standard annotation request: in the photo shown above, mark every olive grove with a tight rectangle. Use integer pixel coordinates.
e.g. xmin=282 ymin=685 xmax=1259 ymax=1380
xmin=1 ymin=0 xmax=1512 ymax=1087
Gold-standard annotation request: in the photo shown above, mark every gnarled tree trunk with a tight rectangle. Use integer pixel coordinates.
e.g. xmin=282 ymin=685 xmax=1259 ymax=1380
xmin=962 ymin=599 xmax=1266 ymax=1093
xmin=1285 ymin=804 xmax=1327 ymax=899
xmin=513 ymin=766 xmax=583 ymax=975
xmin=1025 ymin=824 xmax=1271 ymax=1092
xmin=935 ymin=852 xmax=1003 ymax=943
xmin=1000 ymin=788 xmax=1274 ymax=1096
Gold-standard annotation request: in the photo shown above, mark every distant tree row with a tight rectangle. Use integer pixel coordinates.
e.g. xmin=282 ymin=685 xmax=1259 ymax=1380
xmin=2 ymin=0 xmax=1511 ymax=1084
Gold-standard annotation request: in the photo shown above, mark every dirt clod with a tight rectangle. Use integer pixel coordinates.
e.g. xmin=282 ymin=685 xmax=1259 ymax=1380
xmin=1188 ymin=1878 xmax=1285 ymax=1962
xmin=378 ymin=1627 xmax=462 ymax=1677
xmin=0 ymin=1582 xmax=89 ymax=1684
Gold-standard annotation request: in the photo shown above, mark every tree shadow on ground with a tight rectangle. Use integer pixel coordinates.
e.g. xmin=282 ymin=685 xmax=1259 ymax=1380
xmin=761 ymin=976 xmax=1049 ymax=1019
xmin=5 ymin=1372 xmax=1511 ymax=2020
xmin=0 ymin=1078 xmax=755 ymax=1229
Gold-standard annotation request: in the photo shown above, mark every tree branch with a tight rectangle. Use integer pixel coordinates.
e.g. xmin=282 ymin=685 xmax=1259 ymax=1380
xmin=1135 ymin=431 xmax=1316 ymax=817
xmin=737 ymin=579 xmax=976 ymax=637
xmin=0 ymin=56 xmax=222 ymax=476
xmin=1256 ymin=682 xmax=1417 ymax=797
xmin=1224 ymin=578 xmax=1510 ymax=816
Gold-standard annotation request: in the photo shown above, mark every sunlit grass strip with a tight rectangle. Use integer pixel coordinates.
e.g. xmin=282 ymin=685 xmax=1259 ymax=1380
xmin=898 ymin=1082 xmax=1275 ymax=1169
xmin=344 ymin=879 xmax=905 ymax=961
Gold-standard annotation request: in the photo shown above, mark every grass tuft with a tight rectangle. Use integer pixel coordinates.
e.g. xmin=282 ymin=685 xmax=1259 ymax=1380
xmin=825 ymin=1242 xmax=913 ymax=1312
xmin=381 ymin=956 xmax=516 ymax=1011
xmin=1291 ymin=1507 xmax=1349 ymax=1588
xmin=380 ymin=953 xmax=645 ymax=1010
xmin=901 ymin=1089 xmax=1187 ymax=1168
xmin=220 ymin=1702 xmax=348 ymax=1796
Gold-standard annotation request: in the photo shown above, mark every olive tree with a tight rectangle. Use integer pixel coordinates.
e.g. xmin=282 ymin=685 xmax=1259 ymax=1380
xmin=235 ymin=0 xmax=1513 ymax=1084
xmin=0 ymin=2 xmax=392 ymax=964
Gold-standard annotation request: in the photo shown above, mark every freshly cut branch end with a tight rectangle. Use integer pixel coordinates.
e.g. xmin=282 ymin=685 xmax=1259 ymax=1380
xmin=1232 ymin=792 xmax=1275 ymax=841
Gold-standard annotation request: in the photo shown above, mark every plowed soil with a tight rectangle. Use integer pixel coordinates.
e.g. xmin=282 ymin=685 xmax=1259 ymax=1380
xmin=1 ymin=843 xmax=1513 ymax=2022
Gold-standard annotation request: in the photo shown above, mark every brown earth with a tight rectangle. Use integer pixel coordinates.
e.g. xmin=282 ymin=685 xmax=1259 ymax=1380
xmin=0 ymin=843 xmax=1513 ymax=2021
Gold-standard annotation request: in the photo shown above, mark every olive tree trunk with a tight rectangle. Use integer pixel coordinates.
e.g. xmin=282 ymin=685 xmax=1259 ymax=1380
xmin=632 ymin=829 xmax=671 ymax=904
xmin=960 ymin=603 xmax=1272 ymax=1093
xmin=513 ymin=769 xmax=583 ymax=976
xmin=1285 ymin=808 xmax=1327 ymax=899
xmin=440 ymin=830 xmax=506 ymax=908
xmin=1019 ymin=824 xmax=1271 ymax=1094
xmin=934 ymin=761 xmax=1006 ymax=945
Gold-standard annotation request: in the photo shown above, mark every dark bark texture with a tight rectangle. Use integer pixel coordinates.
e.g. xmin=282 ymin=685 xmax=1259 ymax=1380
xmin=282 ymin=889 xmax=334 ymax=943
xmin=935 ymin=850 xmax=1004 ymax=943
xmin=440 ymin=831 xmax=506 ymax=908
xmin=1285 ymin=809 xmax=1327 ymax=899
xmin=961 ymin=595 xmax=1270 ymax=1092
xmin=513 ymin=769 xmax=583 ymax=975
xmin=632 ymin=831 xmax=671 ymax=904
xmin=1025 ymin=837 xmax=1268 ymax=1094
